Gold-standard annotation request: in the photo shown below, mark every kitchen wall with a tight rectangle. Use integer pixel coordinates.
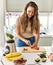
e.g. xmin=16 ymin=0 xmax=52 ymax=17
xmin=0 ymin=0 xmax=6 ymax=45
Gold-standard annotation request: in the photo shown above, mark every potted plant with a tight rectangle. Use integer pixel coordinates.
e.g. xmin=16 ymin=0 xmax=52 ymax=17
xmin=6 ymin=33 xmax=14 ymax=43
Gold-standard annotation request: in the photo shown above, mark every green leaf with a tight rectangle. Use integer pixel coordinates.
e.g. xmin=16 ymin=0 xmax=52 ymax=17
xmin=6 ymin=33 xmax=14 ymax=39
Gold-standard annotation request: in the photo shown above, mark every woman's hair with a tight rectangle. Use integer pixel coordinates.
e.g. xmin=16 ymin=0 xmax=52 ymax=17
xmin=19 ymin=1 xmax=40 ymax=33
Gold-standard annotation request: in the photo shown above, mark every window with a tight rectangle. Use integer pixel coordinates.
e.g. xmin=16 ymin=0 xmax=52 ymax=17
xmin=5 ymin=12 xmax=53 ymax=35
xmin=5 ymin=12 xmax=21 ymax=27
xmin=5 ymin=12 xmax=22 ymax=35
xmin=49 ymin=13 xmax=53 ymax=35
xmin=39 ymin=13 xmax=48 ymax=33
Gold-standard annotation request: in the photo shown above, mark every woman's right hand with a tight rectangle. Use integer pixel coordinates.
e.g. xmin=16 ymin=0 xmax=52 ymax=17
xmin=25 ymin=40 xmax=31 ymax=46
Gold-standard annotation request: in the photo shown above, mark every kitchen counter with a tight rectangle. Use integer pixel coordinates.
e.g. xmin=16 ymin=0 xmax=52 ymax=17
xmin=39 ymin=35 xmax=53 ymax=46
xmin=0 ymin=46 xmax=53 ymax=65
xmin=16 ymin=46 xmax=53 ymax=65
xmin=40 ymin=34 xmax=53 ymax=37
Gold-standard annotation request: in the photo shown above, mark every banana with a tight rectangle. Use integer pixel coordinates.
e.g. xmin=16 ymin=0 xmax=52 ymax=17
xmin=5 ymin=55 xmax=23 ymax=61
xmin=5 ymin=52 xmax=22 ymax=58
xmin=5 ymin=52 xmax=23 ymax=61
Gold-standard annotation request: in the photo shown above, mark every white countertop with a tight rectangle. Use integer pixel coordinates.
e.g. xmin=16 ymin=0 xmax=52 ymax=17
xmin=40 ymin=34 xmax=53 ymax=37
xmin=0 ymin=46 xmax=53 ymax=65
xmin=16 ymin=46 xmax=53 ymax=65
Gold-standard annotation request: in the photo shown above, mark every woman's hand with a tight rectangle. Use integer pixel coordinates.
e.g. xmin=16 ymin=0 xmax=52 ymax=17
xmin=25 ymin=40 xmax=31 ymax=46
xmin=30 ymin=43 xmax=39 ymax=50
xmin=30 ymin=43 xmax=38 ymax=48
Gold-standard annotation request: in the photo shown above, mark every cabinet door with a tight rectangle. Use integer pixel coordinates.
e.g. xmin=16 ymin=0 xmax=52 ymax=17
xmin=37 ymin=0 xmax=52 ymax=12
xmin=39 ymin=36 xmax=52 ymax=46
xmin=6 ymin=0 xmax=52 ymax=12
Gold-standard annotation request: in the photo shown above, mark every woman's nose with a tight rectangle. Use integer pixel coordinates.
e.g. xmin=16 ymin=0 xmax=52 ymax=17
xmin=30 ymin=12 xmax=33 ymax=16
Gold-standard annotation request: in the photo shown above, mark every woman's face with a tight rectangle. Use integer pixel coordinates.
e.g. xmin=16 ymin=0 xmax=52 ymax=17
xmin=27 ymin=6 xmax=35 ymax=18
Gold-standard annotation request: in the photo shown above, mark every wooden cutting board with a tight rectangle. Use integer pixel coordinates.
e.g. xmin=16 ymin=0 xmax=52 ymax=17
xmin=21 ymin=47 xmax=46 ymax=53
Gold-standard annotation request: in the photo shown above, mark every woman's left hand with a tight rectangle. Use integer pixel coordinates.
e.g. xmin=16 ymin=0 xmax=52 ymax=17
xmin=30 ymin=43 xmax=39 ymax=50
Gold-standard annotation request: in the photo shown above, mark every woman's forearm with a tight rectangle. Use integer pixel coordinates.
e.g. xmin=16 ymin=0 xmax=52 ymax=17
xmin=17 ymin=34 xmax=31 ymax=46
xmin=17 ymin=34 xmax=27 ymax=43
xmin=34 ymin=33 xmax=40 ymax=45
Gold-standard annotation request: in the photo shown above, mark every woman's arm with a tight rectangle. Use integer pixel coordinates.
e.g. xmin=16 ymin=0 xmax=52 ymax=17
xmin=34 ymin=32 xmax=40 ymax=46
xmin=31 ymin=21 xmax=40 ymax=47
xmin=16 ymin=24 xmax=31 ymax=45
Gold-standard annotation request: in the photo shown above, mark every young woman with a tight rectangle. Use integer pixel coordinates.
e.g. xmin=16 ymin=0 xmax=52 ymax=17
xmin=16 ymin=1 xmax=40 ymax=47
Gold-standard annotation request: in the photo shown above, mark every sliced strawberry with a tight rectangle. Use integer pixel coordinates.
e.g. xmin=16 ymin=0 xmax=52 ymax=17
xmin=34 ymin=47 xmax=39 ymax=50
xmin=31 ymin=46 xmax=39 ymax=50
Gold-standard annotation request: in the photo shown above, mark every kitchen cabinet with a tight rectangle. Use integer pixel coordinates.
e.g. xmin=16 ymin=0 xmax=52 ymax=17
xmin=52 ymin=0 xmax=53 ymax=11
xmin=6 ymin=0 xmax=52 ymax=12
xmin=39 ymin=35 xmax=53 ymax=46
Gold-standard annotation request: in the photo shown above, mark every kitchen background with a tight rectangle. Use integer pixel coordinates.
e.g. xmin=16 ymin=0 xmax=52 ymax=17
xmin=0 ymin=0 xmax=53 ymax=46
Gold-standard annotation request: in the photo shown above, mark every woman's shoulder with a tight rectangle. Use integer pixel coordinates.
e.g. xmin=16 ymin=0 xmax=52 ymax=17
xmin=16 ymin=17 xmax=21 ymax=25
xmin=16 ymin=16 xmax=20 ymax=22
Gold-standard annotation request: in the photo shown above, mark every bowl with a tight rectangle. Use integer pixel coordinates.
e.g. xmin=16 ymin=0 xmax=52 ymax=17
xmin=35 ymin=58 xmax=40 ymax=62
xmin=41 ymin=58 xmax=47 ymax=62
xmin=14 ymin=58 xmax=27 ymax=65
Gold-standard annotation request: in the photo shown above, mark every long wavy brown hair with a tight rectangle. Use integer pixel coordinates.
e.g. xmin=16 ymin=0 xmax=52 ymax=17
xmin=19 ymin=1 xmax=40 ymax=33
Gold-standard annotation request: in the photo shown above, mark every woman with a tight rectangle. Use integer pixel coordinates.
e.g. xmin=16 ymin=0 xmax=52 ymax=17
xmin=16 ymin=1 xmax=40 ymax=47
